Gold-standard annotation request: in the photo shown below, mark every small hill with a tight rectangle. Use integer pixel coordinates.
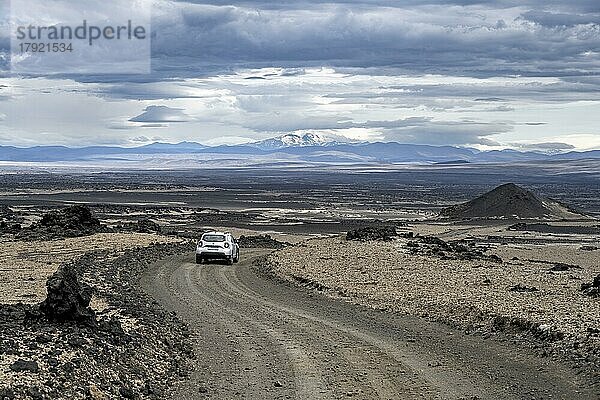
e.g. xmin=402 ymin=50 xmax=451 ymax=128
xmin=440 ymin=183 xmax=582 ymax=220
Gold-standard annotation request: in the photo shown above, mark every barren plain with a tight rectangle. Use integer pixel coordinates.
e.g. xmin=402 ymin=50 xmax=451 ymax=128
xmin=0 ymin=167 xmax=598 ymax=399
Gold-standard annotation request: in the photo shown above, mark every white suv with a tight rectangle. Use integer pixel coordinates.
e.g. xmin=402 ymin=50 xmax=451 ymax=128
xmin=196 ymin=231 xmax=240 ymax=265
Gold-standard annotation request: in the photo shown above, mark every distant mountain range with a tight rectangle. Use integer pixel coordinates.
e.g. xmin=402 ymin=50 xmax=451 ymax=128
xmin=0 ymin=134 xmax=599 ymax=165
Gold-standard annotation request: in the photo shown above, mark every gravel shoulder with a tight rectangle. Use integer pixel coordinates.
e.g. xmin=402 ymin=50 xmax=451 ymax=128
xmin=141 ymin=249 xmax=598 ymax=399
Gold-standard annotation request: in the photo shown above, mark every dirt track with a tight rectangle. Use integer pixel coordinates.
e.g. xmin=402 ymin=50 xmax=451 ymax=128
xmin=140 ymin=249 xmax=597 ymax=399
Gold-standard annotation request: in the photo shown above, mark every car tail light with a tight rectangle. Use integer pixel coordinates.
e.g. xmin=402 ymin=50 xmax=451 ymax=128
xmin=198 ymin=241 xmax=203 ymax=247
xmin=224 ymin=243 xmax=230 ymax=248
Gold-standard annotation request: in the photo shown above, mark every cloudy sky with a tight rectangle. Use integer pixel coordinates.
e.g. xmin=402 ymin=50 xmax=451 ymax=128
xmin=0 ymin=0 xmax=599 ymax=150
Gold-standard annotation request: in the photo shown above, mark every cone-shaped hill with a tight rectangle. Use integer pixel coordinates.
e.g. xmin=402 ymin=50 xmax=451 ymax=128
xmin=440 ymin=183 xmax=583 ymax=220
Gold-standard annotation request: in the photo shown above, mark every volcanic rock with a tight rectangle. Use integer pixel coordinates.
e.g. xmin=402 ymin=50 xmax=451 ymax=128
xmin=408 ymin=236 xmax=502 ymax=263
xmin=26 ymin=387 xmax=42 ymax=400
xmin=18 ymin=205 xmax=106 ymax=239
xmin=0 ymin=387 xmax=15 ymax=399
xmin=238 ymin=234 xmax=287 ymax=249
xmin=580 ymin=245 xmax=599 ymax=251
xmin=39 ymin=264 xmax=96 ymax=324
xmin=39 ymin=205 xmax=100 ymax=230
xmin=346 ymin=226 xmax=397 ymax=241
xmin=9 ymin=359 xmax=39 ymax=373
xmin=0 ymin=222 xmax=21 ymax=234
xmin=509 ymin=284 xmax=539 ymax=293
xmin=581 ymin=274 xmax=600 ymax=297
xmin=0 ymin=204 xmax=14 ymax=217
xmin=118 ymin=218 xmax=161 ymax=234
xmin=440 ymin=183 xmax=581 ymax=220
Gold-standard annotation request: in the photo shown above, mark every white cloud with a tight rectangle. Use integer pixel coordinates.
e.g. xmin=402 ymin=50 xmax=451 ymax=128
xmin=0 ymin=1 xmax=598 ymax=150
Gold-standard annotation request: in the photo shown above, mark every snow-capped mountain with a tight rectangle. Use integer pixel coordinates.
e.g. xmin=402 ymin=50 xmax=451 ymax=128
xmin=250 ymin=132 xmax=347 ymax=150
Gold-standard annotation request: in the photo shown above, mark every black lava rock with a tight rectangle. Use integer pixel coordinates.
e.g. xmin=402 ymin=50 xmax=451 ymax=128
xmin=117 ymin=218 xmax=162 ymax=234
xmin=581 ymin=274 xmax=600 ymax=297
xmin=27 ymin=387 xmax=43 ymax=400
xmin=509 ymin=284 xmax=539 ymax=293
xmin=119 ymin=386 xmax=135 ymax=399
xmin=17 ymin=205 xmax=107 ymax=240
xmin=39 ymin=264 xmax=96 ymax=325
xmin=9 ymin=359 xmax=39 ymax=373
xmin=238 ymin=234 xmax=287 ymax=249
xmin=0 ymin=387 xmax=15 ymax=400
xmin=39 ymin=205 xmax=100 ymax=230
xmin=346 ymin=226 xmax=397 ymax=241
xmin=0 ymin=222 xmax=21 ymax=234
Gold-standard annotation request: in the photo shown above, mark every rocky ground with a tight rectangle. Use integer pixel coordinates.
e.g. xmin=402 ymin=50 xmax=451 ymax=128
xmin=237 ymin=234 xmax=288 ymax=249
xmin=0 ymin=204 xmax=196 ymax=399
xmin=266 ymin=226 xmax=600 ymax=386
xmin=0 ymin=233 xmax=181 ymax=305
xmin=0 ymin=241 xmax=195 ymax=400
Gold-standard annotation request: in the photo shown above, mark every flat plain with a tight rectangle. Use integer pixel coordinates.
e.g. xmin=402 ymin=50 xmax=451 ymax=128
xmin=0 ymin=165 xmax=598 ymax=399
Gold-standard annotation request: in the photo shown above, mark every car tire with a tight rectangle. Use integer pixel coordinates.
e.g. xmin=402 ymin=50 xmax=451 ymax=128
xmin=196 ymin=255 xmax=203 ymax=264
xmin=226 ymin=257 xmax=234 ymax=266
xmin=233 ymin=250 xmax=240 ymax=263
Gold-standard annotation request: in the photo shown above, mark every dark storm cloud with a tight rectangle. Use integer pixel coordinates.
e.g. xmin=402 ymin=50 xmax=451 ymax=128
xmin=520 ymin=11 xmax=600 ymax=27
xmin=2 ymin=1 xmax=598 ymax=79
xmin=129 ymin=105 xmax=190 ymax=123
xmin=145 ymin=1 xmax=600 ymax=79
xmin=1 ymin=0 xmax=599 ymax=149
xmin=177 ymin=1 xmax=600 ymax=13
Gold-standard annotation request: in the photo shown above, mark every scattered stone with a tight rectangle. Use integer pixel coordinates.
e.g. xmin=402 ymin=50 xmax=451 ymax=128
xmin=0 ymin=387 xmax=15 ymax=400
xmin=408 ymin=236 xmax=502 ymax=263
xmin=39 ymin=264 xmax=96 ymax=325
xmin=273 ymin=380 xmax=283 ymax=388
xmin=9 ymin=359 xmax=39 ymax=373
xmin=26 ymin=387 xmax=43 ymax=400
xmin=0 ymin=242 xmax=194 ymax=398
xmin=67 ymin=335 xmax=87 ymax=347
xmin=35 ymin=334 xmax=52 ymax=344
xmin=116 ymin=218 xmax=161 ymax=234
xmin=0 ymin=204 xmax=14 ymax=216
xmin=0 ymin=222 xmax=21 ymax=234
xmin=238 ymin=234 xmax=288 ymax=249
xmin=88 ymin=385 xmax=108 ymax=400
xmin=581 ymin=275 xmax=600 ymax=297
xmin=346 ymin=226 xmax=397 ymax=241
xmin=580 ymin=245 xmax=599 ymax=251
xmin=509 ymin=284 xmax=539 ymax=293
xmin=119 ymin=387 xmax=135 ymax=399
xmin=509 ymin=223 xmax=600 ymax=235
xmin=549 ymin=263 xmax=581 ymax=272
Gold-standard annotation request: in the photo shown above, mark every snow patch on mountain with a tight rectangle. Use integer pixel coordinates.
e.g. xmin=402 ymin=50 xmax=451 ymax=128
xmin=250 ymin=132 xmax=354 ymax=150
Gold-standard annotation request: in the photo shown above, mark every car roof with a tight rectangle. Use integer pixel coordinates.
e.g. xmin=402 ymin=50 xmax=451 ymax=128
xmin=202 ymin=231 xmax=230 ymax=236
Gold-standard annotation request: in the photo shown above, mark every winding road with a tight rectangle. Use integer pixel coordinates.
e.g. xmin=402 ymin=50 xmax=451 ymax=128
xmin=140 ymin=249 xmax=597 ymax=399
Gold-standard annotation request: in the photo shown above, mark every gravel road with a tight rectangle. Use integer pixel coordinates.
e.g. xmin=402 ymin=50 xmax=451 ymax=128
xmin=140 ymin=249 xmax=597 ymax=399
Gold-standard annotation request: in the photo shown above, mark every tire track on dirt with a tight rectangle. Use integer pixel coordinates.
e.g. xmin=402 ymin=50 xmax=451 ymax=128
xmin=141 ymin=250 xmax=598 ymax=400
xmin=215 ymin=262 xmax=438 ymax=399
xmin=194 ymin=262 xmax=332 ymax=399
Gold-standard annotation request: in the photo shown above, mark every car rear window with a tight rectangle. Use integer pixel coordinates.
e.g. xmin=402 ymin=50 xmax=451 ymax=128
xmin=202 ymin=234 xmax=225 ymax=242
